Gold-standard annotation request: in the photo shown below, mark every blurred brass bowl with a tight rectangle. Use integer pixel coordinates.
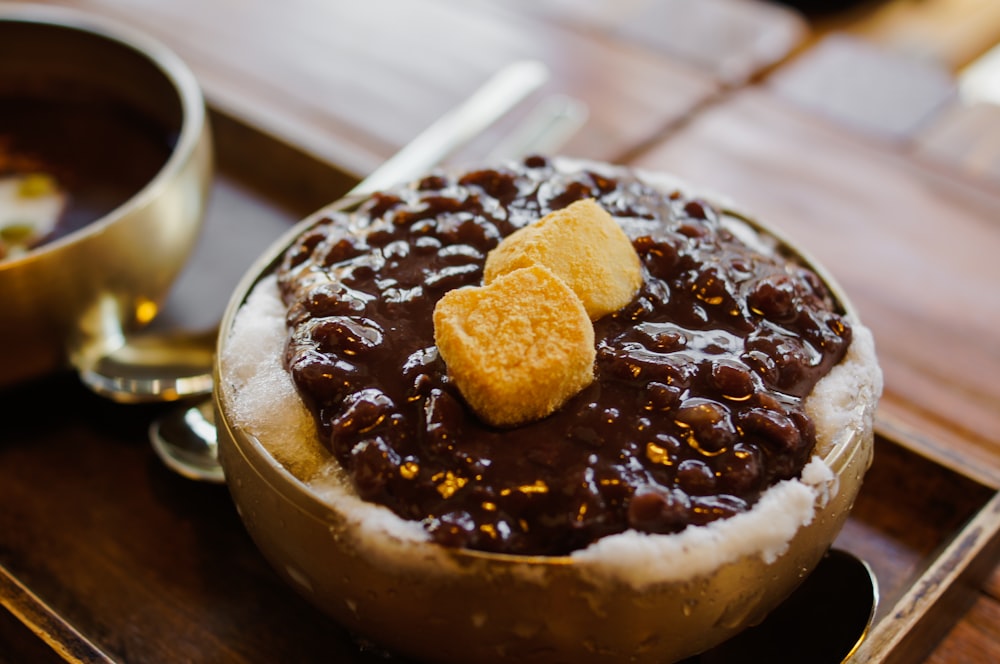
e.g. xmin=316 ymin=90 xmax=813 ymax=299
xmin=0 ymin=4 xmax=212 ymax=388
xmin=214 ymin=178 xmax=876 ymax=663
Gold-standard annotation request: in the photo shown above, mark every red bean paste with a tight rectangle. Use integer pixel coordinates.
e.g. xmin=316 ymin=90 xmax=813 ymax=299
xmin=277 ymin=156 xmax=852 ymax=556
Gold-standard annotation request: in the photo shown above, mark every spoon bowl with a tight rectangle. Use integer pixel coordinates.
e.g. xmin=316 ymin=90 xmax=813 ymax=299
xmin=698 ymin=547 xmax=878 ymax=662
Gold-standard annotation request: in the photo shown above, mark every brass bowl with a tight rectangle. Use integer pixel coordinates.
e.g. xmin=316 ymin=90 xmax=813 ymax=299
xmin=0 ymin=4 xmax=212 ymax=388
xmin=214 ymin=168 xmax=878 ymax=663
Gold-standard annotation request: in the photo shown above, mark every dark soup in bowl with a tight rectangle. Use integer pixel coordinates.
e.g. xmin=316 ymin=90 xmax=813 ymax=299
xmin=0 ymin=90 xmax=176 ymax=259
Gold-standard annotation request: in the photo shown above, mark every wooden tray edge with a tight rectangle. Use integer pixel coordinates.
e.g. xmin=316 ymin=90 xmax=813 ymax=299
xmin=850 ymin=473 xmax=1000 ymax=662
xmin=0 ymin=562 xmax=114 ymax=664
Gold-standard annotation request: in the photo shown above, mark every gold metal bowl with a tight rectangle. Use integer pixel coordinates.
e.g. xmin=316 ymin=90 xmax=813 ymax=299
xmin=214 ymin=175 xmax=877 ymax=663
xmin=0 ymin=4 xmax=212 ymax=388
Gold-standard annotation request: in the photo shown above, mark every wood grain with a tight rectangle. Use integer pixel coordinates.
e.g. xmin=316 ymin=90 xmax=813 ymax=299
xmin=912 ymin=100 xmax=1000 ymax=185
xmin=3 ymin=1 xmax=1000 ymax=662
xmin=816 ymin=0 xmax=1000 ymax=70
xmin=925 ymin=593 xmax=1000 ymax=664
xmin=30 ymin=0 xmax=718 ymax=179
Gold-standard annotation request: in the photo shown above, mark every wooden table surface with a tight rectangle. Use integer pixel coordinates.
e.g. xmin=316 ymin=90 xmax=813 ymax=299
xmin=3 ymin=0 xmax=1000 ymax=662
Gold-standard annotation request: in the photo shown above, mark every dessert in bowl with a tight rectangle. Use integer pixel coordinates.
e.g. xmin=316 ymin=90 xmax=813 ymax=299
xmin=0 ymin=4 xmax=211 ymax=388
xmin=215 ymin=156 xmax=881 ymax=662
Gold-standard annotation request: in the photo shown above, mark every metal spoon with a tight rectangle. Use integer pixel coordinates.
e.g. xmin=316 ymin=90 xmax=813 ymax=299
xmin=78 ymin=59 xmax=550 ymax=405
xmin=696 ymin=547 xmax=879 ymax=663
xmin=149 ymin=397 xmax=222 ymax=482
xmin=78 ymin=327 xmax=217 ymax=404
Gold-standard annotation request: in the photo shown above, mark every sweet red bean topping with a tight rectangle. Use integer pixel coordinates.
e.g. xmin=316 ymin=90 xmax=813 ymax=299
xmin=276 ymin=156 xmax=852 ymax=555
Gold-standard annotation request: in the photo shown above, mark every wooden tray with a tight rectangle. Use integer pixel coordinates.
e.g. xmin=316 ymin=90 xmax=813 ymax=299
xmin=847 ymin=426 xmax=1000 ymax=663
xmin=1 ymin=108 xmax=998 ymax=664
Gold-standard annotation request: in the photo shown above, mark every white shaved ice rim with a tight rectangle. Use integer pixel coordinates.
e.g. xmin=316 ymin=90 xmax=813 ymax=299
xmin=570 ymin=458 xmax=830 ymax=588
xmin=220 ymin=163 xmax=883 ymax=586
xmin=807 ymin=322 xmax=882 ymax=458
xmin=570 ymin=315 xmax=879 ymax=588
xmin=220 ymin=274 xmax=432 ymax=550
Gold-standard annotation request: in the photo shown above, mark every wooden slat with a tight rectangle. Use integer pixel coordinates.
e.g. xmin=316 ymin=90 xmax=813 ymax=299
xmin=469 ymin=0 xmax=808 ymax=85
xmin=912 ymin=100 xmax=1000 ymax=185
xmin=767 ymin=33 xmax=957 ymax=140
xmin=855 ymin=492 xmax=1000 ymax=663
xmin=0 ymin=565 xmax=114 ymax=664
xmin=29 ymin=0 xmax=718 ymax=178
xmin=926 ymin=600 xmax=1000 ymax=664
xmin=986 ymin=563 xmax=1000 ymax=601
xmin=833 ymin=436 xmax=994 ymax=619
xmin=819 ymin=0 xmax=1000 ymax=71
